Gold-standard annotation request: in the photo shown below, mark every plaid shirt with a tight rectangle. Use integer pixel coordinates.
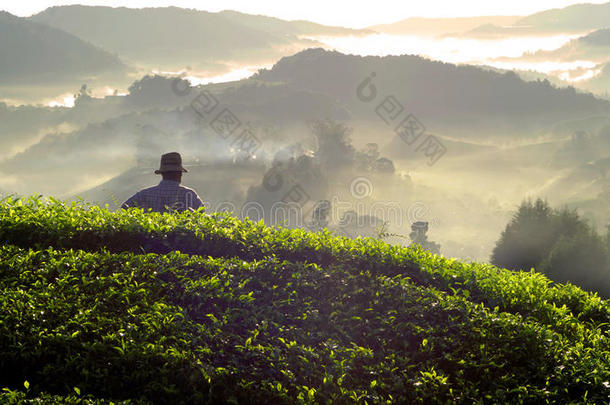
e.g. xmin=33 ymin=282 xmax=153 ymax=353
xmin=121 ymin=180 xmax=204 ymax=213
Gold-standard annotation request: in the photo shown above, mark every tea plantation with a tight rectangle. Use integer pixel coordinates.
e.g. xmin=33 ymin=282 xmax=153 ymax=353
xmin=0 ymin=198 xmax=609 ymax=404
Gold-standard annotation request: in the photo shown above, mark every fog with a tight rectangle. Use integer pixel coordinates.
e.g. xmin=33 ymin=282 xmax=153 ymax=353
xmin=305 ymin=33 xmax=580 ymax=63
xmin=3 ymin=3 xmax=610 ymax=266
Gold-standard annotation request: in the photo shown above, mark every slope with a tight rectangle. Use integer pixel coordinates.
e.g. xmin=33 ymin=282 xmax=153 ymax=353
xmin=510 ymin=28 xmax=610 ymax=63
xmin=29 ymin=6 xmax=367 ymax=69
xmin=0 ymin=11 xmax=126 ymax=84
xmin=257 ymin=48 xmax=610 ymax=137
xmin=0 ymin=198 xmax=608 ymax=403
xmin=461 ymin=3 xmax=610 ymax=37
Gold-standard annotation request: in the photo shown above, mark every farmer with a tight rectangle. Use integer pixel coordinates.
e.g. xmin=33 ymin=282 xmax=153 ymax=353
xmin=122 ymin=152 xmax=204 ymax=212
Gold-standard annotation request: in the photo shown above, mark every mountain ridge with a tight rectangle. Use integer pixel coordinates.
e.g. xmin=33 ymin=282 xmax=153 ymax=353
xmin=0 ymin=10 xmax=127 ymax=83
xmin=29 ymin=5 xmax=368 ymax=70
xmin=258 ymin=48 xmax=610 ymax=135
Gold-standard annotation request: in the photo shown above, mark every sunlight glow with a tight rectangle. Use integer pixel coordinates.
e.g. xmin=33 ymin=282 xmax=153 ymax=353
xmin=307 ymin=33 xmax=581 ymax=64
xmin=152 ymin=64 xmax=271 ymax=86
xmin=559 ymin=68 xmax=603 ymax=82
xmin=185 ymin=65 xmax=271 ymax=85
xmin=48 ymin=94 xmax=75 ymax=108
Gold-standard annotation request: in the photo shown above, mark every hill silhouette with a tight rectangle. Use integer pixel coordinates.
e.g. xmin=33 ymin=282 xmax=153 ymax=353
xmin=507 ymin=28 xmax=610 ymax=63
xmin=257 ymin=48 xmax=610 ymax=136
xmin=369 ymin=16 xmax=521 ymax=36
xmin=4 ymin=48 xmax=610 ymax=198
xmin=581 ymin=28 xmax=610 ymax=47
xmin=30 ymin=6 xmax=367 ymax=70
xmin=0 ymin=11 xmax=126 ymax=84
xmin=217 ymin=10 xmax=371 ymax=37
xmin=516 ymin=2 xmax=610 ymax=32
xmin=462 ymin=2 xmax=610 ymax=37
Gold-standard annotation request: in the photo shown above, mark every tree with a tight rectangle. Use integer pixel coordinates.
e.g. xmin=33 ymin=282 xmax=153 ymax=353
xmin=127 ymin=75 xmax=189 ymax=107
xmin=492 ymin=198 xmax=610 ymax=297
xmin=409 ymin=221 xmax=441 ymax=255
xmin=74 ymin=84 xmax=92 ymax=105
xmin=310 ymin=119 xmax=355 ymax=169
xmin=491 ymin=199 xmax=556 ymax=271
xmin=539 ymin=231 xmax=609 ymax=294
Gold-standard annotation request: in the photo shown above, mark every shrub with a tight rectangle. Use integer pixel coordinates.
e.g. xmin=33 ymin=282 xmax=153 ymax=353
xmin=0 ymin=198 xmax=608 ymax=403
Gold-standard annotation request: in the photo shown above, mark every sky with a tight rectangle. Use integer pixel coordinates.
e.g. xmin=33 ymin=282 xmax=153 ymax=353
xmin=1 ymin=0 xmax=609 ymax=27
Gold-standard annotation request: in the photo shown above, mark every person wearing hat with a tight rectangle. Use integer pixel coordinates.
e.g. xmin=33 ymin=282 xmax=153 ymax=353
xmin=121 ymin=152 xmax=204 ymax=212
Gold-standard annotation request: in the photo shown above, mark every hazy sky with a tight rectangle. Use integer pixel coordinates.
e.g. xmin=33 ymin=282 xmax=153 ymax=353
xmin=1 ymin=0 xmax=609 ymax=27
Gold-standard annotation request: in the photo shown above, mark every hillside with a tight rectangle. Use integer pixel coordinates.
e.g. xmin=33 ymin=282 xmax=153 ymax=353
xmin=0 ymin=198 xmax=608 ymax=403
xmin=29 ymin=6 xmax=366 ymax=70
xmin=217 ymin=10 xmax=371 ymax=37
xmin=369 ymin=16 xmax=521 ymax=36
xmin=257 ymin=48 xmax=610 ymax=136
xmin=0 ymin=77 xmax=350 ymax=197
xmin=581 ymin=28 xmax=610 ymax=47
xmin=512 ymin=28 xmax=610 ymax=63
xmin=516 ymin=2 xmax=610 ymax=32
xmin=461 ymin=2 xmax=610 ymax=37
xmin=0 ymin=102 xmax=72 ymax=159
xmin=0 ymin=11 xmax=126 ymax=84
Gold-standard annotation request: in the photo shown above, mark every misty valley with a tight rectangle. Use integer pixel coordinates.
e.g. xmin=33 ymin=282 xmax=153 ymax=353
xmin=1 ymin=2 xmax=610 ymax=404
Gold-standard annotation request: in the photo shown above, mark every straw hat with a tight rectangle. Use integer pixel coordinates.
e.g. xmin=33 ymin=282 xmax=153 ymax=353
xmin=154 ymin=152 xmax=188 ymax=174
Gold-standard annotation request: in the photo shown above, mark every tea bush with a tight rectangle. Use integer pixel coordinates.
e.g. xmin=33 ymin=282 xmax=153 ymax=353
xmin=0 ymin=198 xmax=608 ymax=403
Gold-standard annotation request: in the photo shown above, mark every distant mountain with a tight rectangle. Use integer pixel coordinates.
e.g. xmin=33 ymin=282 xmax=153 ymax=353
xmin=6 ymin=48 xmax=610 ymax=196
xmin=217 ymin=10 xmax=370 ymax=37
xmin=564 ymin=28 xmax=610 ymax=61
xmin=461 ymin=2 xmax=610 ymax=37
xmin=581 ymin=28 xmax=610 ymax=46
xmin=257 ymin=48 xmax=610 ymax=136
xmin=30 ymin=6 xmax=367 ymax=69
xmin=489 ymin=28 xmax=610 ymax=95
xmin=0 ymin=74 xmax=349 ymax=196
xmin=508 ymin=28 xmax=610 ymax=62
xmin=516 ymin=2 xmax=610 ymax=32
xmin=369 ymin=16 xmax=521 ymax=36
xmin=0 ymin=11 xmax=126 ymax=83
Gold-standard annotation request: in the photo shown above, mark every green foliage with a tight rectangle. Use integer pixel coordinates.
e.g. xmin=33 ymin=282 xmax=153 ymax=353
xmin=0 ymin=197 xmax=609 ymax=403
xmin=492 ymin=198 xmax=610 ymax=297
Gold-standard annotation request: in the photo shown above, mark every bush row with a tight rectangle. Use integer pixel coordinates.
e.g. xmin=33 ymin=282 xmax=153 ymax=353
xmin=1 ymin=245 xmax=609 ymax=403
xmin=1 ymin=198 xmax=608 ymax=330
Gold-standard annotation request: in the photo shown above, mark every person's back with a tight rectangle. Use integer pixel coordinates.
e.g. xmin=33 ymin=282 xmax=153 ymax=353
xmin=122 ymin=152 xmax=204 ymax=213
